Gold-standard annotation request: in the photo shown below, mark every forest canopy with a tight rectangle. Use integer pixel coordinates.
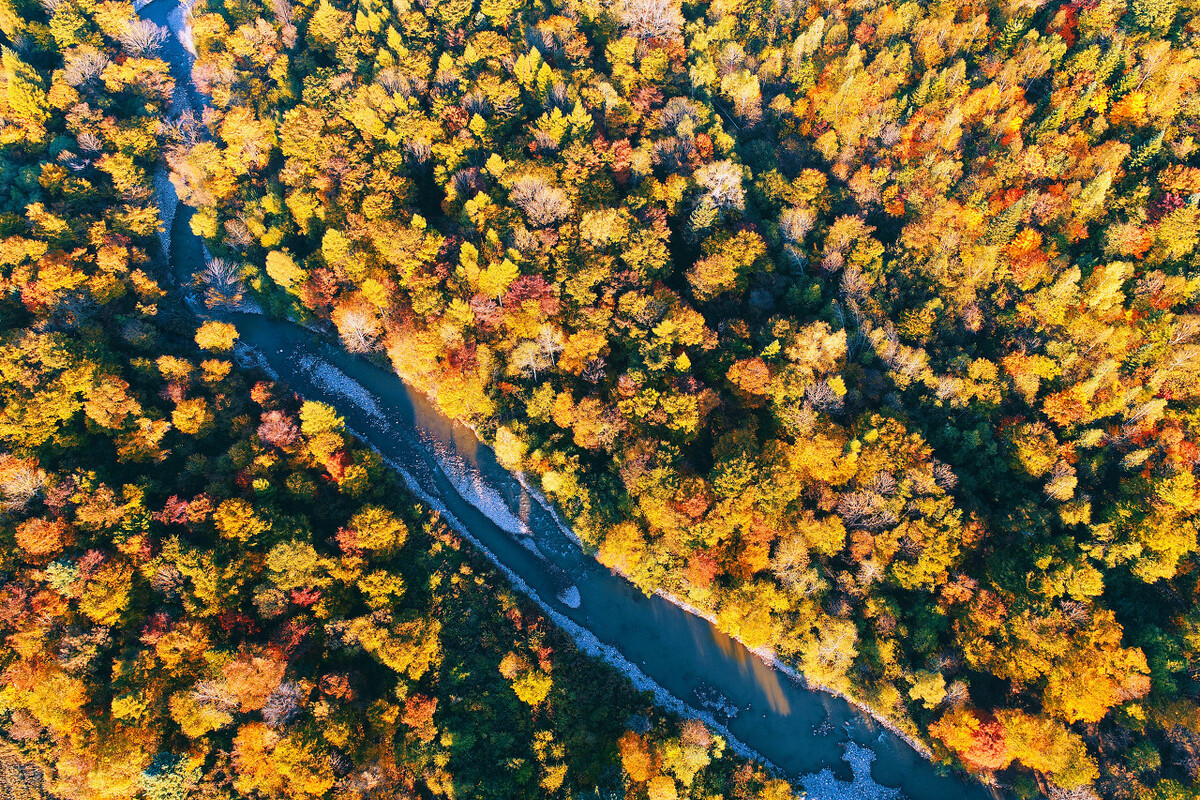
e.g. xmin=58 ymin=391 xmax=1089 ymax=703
xmin=3 ymin=0 xmax=1200 ymax=793
xmin=172 ymin=0 xmax=1200 ymax=793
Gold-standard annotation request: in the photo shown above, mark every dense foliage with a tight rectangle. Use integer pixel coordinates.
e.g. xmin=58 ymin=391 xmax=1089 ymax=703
xmin=0 ymin=1 xmax=792 ymax=798
xmin=171 ymin=0 xmax=1200 ymax=793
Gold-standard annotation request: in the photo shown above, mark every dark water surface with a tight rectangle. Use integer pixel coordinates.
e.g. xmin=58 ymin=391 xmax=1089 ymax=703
xmin=140 ymin=2 xmax=993 ymax=796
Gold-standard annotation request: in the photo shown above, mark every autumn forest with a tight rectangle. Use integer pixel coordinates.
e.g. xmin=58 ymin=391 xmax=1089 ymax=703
xmin=0 ymin=0 xmax=1198 ymax=795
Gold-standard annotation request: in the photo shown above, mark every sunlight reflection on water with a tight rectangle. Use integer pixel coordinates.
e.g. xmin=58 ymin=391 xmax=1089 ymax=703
xmin=390 ymin=376 xmax=479 ymax=461
xmin=679 ymin=608 xmax=791 ymax=715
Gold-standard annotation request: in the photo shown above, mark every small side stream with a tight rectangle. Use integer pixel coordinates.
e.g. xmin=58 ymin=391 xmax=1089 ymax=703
xmin=140 ymin=2 xmax=994 ymax=796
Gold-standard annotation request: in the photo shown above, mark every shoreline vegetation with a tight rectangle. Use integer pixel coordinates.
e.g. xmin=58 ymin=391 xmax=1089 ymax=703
xmin=465 ymin=396 xmax=938 ymax=763
xmin=658 ymin=586 xmax=935 ymax=761
xmin=514 ymin=461 xmax=938 ymax=762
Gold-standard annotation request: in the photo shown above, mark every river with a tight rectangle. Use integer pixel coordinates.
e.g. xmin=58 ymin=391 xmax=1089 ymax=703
xmin=139 ymin=2 xmax=993 ymax=797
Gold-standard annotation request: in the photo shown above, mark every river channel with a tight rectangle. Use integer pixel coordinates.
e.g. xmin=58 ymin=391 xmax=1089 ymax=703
xmin=139 ymin=2 xmax=994 ymax=796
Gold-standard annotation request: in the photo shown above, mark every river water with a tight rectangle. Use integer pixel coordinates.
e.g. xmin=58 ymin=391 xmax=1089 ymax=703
xmin=140 ymin=2 xmax=992 ymax=796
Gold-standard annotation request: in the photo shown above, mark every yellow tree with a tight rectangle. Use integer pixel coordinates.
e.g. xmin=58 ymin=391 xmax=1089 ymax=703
xmin=194 ymin=321 xmax=239 ymax=352
xmin=232 ymin=723 xmax=335 ymax=800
